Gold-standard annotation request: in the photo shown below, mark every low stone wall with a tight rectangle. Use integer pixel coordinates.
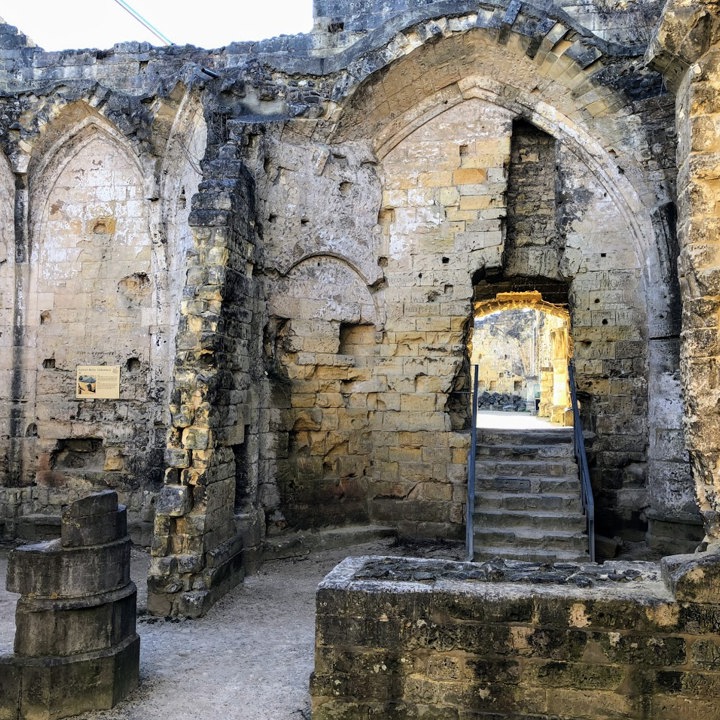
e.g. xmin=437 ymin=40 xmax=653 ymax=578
xmin=312 ymin=552 xmax=720 ymax=719
xmin=0 ymin=491 xmax=139 ymax=720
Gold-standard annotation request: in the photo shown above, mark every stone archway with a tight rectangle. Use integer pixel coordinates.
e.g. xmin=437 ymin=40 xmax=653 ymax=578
xmin=317 ymin=19 xmax=693 ymax=545
xmin=22 ymin=103 xmax=161 ymax=534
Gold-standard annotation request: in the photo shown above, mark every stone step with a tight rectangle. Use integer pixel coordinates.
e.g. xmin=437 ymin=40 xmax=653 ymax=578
xmin=476 ymin=458 xmax=578 ymax=477
xmin=476 ymin=491 xmax=583 ymax=513
xmin=477 ymin=428 xmax=574 ymax=446
xmin=476 ymin=475 xmax=580 ymax=494
xmin=473 ymin=527 xmax=589 ymax=553
xmin=473 ymin=545 xmax=589 ymax=563
xmin=476 ymin=442 xmax=575 ymax=459
xmin=471 ymin=426 xmax=588 ymax=565
xmin=474 ymin=508 xmax=587 ymax=532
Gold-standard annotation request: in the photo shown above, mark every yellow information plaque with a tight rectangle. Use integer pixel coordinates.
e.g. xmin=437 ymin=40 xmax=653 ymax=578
xmin=76 ymin=365 xmax=121 ymax=400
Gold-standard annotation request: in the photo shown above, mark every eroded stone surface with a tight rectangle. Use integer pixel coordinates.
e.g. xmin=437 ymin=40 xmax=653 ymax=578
xmin=0 ymin=0 xmax=716 ymax=615
xmin=0 ymin=491 xmax=139 ymax=720
xmin=313 ymin=553 xmax=720 ymax=718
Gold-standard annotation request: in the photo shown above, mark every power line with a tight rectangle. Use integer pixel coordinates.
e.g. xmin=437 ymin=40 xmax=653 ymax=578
xmin=111 ymin=0 xmax=174 ymax=45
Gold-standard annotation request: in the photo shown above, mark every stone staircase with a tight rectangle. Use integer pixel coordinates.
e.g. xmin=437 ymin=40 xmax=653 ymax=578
xmin=473 ymin=427 xmax=590 ymax=563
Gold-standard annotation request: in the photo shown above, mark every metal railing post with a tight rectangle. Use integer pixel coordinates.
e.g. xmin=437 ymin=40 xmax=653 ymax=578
xmin=568 ymin=360 xmax=595 ymax=562
xmin=466 ymin=365 xmax=479 ymax=561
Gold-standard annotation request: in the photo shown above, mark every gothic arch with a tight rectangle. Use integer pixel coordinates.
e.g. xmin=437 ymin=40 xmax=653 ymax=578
xmin=24 ymin=102 xmax=162 ymax=497
xmin=324 ymin=24 xmax=672 ymax=335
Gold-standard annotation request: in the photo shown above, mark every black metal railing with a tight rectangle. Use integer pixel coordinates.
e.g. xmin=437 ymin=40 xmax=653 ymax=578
xmin=568 ymin=360 xmax=595 ymax=562
xmin=466 ymin=365 xmax=479 ymax=561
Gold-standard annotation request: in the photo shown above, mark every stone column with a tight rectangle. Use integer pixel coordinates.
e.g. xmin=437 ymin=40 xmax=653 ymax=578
xmin=647 ymin=0 xmax=720 ymax=541
xmin=1 ymin=490 xmax=139 ymax=720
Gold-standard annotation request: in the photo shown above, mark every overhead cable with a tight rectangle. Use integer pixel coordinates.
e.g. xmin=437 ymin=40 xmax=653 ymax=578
xmin=111 ymin=0 xmax=174 ymax=45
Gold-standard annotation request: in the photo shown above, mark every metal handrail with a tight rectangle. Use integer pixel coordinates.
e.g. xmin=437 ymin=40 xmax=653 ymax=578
xmin=466 ymin=365 xmax=479 ymax=561
xmin=568 ymin=360 xmax=595 ymax=562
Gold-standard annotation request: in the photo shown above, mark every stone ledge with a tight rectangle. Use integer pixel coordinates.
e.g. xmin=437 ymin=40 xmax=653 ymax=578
xmin=7 ymin=538 xmax=131 ymax=598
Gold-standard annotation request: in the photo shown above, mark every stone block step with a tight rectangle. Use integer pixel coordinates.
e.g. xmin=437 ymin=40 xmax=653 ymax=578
xmin=476 ymin=442 xmax=575 ymax=459
xmin=473 ymin=546 xmax=589 ymax=563
xmin=478 ymin=429 xmax=574 ymax=446
xmin=474 ymin=508 xmax=586 ymax=532
xmin=476 ymin=458 xmax=578 ymax=477
xmin=476 ymin=491 xmax=583 ymax=513
xmin=473 ymin=527 xmax=589 ymax=552
xmin=476 ymin=475 xmax=580 ymax=494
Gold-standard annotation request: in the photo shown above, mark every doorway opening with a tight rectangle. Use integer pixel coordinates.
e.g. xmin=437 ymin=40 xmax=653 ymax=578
xmin=471 ymin=290 xmax=572 ymax=428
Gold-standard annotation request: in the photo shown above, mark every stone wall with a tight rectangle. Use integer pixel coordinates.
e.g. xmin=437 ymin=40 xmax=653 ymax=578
xmin=313 ymin=551 xmax=720 ymax=719
xmin=648 ymin=0 xmax=720 ymax=547
xmin=0 ymin=0 xmax=714 ymax=613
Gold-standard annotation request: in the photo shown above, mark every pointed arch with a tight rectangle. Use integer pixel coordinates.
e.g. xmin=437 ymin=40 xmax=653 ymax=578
xmin=24 ymin=100 xmax=162 ymax=496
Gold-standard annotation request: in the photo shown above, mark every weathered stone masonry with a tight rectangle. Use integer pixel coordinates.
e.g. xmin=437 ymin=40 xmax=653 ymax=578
xmin=0 ymin=0 xmax=717 ymax=614
xmin=0 ymin=491 xmax=139 ymax=719
xmin=312 ymin=552 xmax=720 ymax=719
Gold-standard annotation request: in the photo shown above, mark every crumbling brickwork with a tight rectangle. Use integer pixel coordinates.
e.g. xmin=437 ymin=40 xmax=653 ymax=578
xmin=0 ymin=0 xmax=716 ymax=614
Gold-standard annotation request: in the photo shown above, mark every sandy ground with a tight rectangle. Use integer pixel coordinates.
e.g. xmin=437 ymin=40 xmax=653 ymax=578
xmin=0 ymin=538 xmax=463 ymax=720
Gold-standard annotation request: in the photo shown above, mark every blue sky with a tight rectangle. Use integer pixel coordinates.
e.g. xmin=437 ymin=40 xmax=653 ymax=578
xmin=0 ymin=0 xmax=314 ymax=51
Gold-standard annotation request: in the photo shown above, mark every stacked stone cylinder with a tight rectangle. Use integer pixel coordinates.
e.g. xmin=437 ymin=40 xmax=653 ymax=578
xmin=0 ymin=491 xmax=139 ymax=720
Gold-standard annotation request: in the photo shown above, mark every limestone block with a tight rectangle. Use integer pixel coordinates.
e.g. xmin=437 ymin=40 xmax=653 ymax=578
xmin=662 ymin=550 xmax=720 ymax=602
xmin=14 ymin=584 xmax=137 ymax=657
xmin=61 ymin=504 xmax=127 ymax=548
xmin=7 ymin=539 xmax=131 ymax=598
xmin=155 ymin=484 xmax=193 ymax=517
xmin=0 ymin=656 xmax=20 ymax=720
xmin=164 ymin=447 xmax=190 ymax=468
xmin=18 ymin=636 xmax=139 ymax=720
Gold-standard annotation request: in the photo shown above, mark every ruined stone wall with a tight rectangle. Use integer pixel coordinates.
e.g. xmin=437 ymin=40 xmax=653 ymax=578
xmin=149 ymin=117 xmax=263 ymax=615
xmin=256 ymin=133 xmax=383 ymax=533
xmin=0 ymin=29 xmax=218 ymax=546
xmin=312 ymin=0 xmax=663 ymax=48
xmin=0 ymin=86 xmax=210 ymax=544
xmin=313 ymin=552 xmax=720 ymax=719
xmin=0 ymin=0 xmax=710 ymax=613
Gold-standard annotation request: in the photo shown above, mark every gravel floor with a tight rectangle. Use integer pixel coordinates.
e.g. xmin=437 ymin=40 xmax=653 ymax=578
xmin=0 ymin=537 xmax=463 ymax=720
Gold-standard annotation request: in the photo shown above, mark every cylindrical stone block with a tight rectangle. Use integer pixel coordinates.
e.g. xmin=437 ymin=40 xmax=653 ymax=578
xmin=7 ymin=538 xmax=131 ymax=598
xmin=14 ymin=584 xmax=137 ymax=658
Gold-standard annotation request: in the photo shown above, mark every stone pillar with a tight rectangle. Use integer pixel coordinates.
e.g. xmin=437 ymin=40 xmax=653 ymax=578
xmin=147 ymin=142 xmax=256 ymax=617
xmin=0 ymin=490 xmax=139 ymax=720
xmin=647 ymin=0 xmax=720 ymax=542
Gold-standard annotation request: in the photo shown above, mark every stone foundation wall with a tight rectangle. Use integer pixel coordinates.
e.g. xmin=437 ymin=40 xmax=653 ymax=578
xmin=313 ymin=552 xmax=720 ymax=719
